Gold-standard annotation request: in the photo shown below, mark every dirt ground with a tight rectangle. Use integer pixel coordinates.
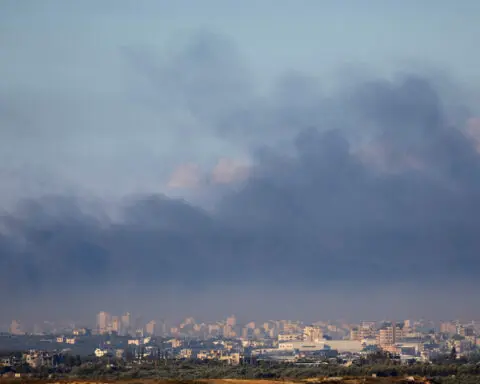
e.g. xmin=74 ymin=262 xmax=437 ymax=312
xmin=0 ymin=377 xmax=432 ymax=384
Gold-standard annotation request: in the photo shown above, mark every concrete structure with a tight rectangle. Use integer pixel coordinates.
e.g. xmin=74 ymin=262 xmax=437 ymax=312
xmin=281 ymin=339 xmax=365 ymax=353
xmin=377 ymin=325 xmax=404 ymax=347
xmin=226 ymin=315 xmax=237 ymax=327
xmin=440 ymin=322 xmax=457 ymax=334
xmin=121 ymin=312 xmax=131 ymax=335
xmin=72 ymin=328 xmax=89 ymax=336
xmin=279 ymin=333 xmax=302 ymax=342
xmin=303 ymin=326 xmax=323 ymax=342
xmin=459 ymin=326 xmax=475 ymax=337
xmin=96 ymin=311 xmax=111 ymax=334
xmin=111 ymin=316 xmax=121 ymax=333
xmin=145 ymin=320 xmax=156 ymax=336
xmin=23 ymin=350 xmax=56 ymax=368
xmin=324 ymin=340 xmax=364 ymax=353
xmin=351 ymin=322 xmax=376 ymax=341
xmin=279 ymin=341 xmax=326 ymax=351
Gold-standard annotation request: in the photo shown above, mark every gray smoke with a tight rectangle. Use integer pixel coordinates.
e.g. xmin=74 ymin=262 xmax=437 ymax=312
xmin=2 ymin=32 xmax=480 ymax=322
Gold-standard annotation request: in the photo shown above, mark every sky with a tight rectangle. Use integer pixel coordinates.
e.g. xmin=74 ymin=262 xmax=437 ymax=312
xmin=2 ymin=0 xmax=480 ymax=325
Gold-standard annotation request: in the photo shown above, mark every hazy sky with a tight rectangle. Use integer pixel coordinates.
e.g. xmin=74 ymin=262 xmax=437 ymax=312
xmin=2 ymin=0 xmax=480 ymax=324
xmin=2 ymin=0 xmax=480 ymax=200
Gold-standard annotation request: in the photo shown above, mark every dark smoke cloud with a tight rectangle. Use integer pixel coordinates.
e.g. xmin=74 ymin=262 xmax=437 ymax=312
xmin=2 ymin=32 xmax=480 ymax=321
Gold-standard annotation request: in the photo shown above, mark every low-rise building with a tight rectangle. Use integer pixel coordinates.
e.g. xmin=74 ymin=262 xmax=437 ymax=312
xmin=278 ymin=333 xmax=302 ymax=342
xmin=23 ymin=350 xmax=57 ymax=368
xmin=94 ymin=348 xmax=111 ymax=358
xmin=279 ymin=341 xmax=326 ymax=351
xmin=72 ymin=328 xmax=90 ymax=336
xmin=324 ymin=340 xmax=364 ymax=353
xmin=179 ymin=348 xmax=193 ymax=359
xmin=167 ymin=338 xmax=182 ymax=348
xmin=219 ymin=352 xmax=241 ymax=365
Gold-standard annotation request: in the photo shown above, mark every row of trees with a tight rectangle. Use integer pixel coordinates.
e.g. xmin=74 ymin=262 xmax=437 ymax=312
xmin=10 ymin=359 xmax=480 ymax=381
xmin=4 ymin=350 xmax=480 ymax=382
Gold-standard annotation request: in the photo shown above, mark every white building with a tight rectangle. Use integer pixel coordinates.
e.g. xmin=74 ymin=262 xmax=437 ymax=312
xmin=279 ymin=339 xmax=364 ymax=353
xmin=94 ymin=348 xmax=110 ymax=358
xmin=279 ymin=341 xmax=326 ymax=351
xmin=324 ymin=340 xmax=364 ymax=353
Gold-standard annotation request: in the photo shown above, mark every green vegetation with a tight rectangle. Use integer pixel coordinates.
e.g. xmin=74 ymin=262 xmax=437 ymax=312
xmin=2 ymin=351 xmax=480 ymax=383
xmin=3 ymin=358 xmax=480 ymax=383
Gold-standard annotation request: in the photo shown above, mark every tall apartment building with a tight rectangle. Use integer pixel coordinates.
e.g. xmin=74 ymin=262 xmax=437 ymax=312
xmin=351 ymin=321 xmax=376 ymax=340
xmin=160 ymin=320 xmax=167 ymax=336
xmin=96 ymin=311 xmax=111 ymax=334
xmin=245 ymin=321 xmax=256 ymax=329
xmin=350 ymin=328 xmax=359 ymax=341
xmin=111 ymin=316 xmax=121 ymax=334
xmin=134 ymin=316 xmax=144 ymax=333
xmin=303 ymin=326 xmax=323 ymax=342
xmin=121 ymin=312 xmax=131 ymax=335
xmin=208 ymin=324 xmax=220 ymax=336
xmin=376 ymin=324 xmax=404 ymax=347
xmin=459 ymin=326 xmax=475 ymax=337
xmin=440 ymin=321 xmax=457 ymax=334
xmin=268 ymin=328 xmax=277 ymax=338
xmin=226 ymin=315 xmax=236 ymax=327
xmin=223 ymin=324 xmax=236 ymax=338
xmin=146 ymin=320 xmax=157 ymax=336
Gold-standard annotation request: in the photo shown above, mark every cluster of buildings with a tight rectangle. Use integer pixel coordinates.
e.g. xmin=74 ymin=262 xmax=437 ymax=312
xmin=3 ymin=315 xmax=479 ymax=368
xmin=1 ymin=350 xmax=61 ymax=370
xmin=86 ymin=315 xmax=480 ymax=364
xmin=95 ymin=311 xmax=159 ymax=337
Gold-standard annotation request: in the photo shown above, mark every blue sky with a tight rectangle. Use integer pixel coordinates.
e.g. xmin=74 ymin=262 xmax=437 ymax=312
xmin=2 ymin=0 xmax=480 ymax=91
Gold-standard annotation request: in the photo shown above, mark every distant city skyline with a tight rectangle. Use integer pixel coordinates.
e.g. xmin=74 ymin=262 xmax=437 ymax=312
xmin=4 ymin=312 xmax=479 ymax=363
xmin=4 ymin=311 xmax=479 ymax=336
xmin=2 ymin=314 xmax=479 ymax=378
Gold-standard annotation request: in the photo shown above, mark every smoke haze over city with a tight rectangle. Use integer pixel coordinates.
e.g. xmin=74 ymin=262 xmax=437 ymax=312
xmin=2 ymin=0 xmax=480 ymax=325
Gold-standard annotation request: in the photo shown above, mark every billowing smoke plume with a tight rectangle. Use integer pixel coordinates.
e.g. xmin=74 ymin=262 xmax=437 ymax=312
xmin=2 ymin=32 xmax=480 ymax=322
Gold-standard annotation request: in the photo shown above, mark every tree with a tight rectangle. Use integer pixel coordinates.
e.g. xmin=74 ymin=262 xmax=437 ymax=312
xmin=450 ymin=346 xmax=457 ymax=360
